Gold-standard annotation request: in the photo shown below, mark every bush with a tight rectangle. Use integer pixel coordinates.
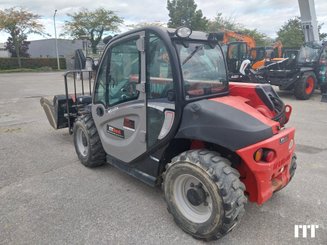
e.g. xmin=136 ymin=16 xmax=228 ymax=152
xmin=0 ymin=57 xmax=66 ymax=70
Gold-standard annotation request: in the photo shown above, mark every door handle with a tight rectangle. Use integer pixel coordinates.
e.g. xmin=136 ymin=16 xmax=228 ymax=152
xmin=96 ymin=106 xmax=104 ymax=117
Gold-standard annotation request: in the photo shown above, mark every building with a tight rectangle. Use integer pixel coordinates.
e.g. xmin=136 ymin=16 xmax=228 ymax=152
xmin=28 ymin=38 xmax=84 ymax=59
xmin=0 ymin=43 xmax=10 ymax=57
xmin=27 ymin=38 xmax=88 ymax=70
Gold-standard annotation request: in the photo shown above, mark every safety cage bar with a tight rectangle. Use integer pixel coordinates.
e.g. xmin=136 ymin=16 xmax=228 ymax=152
xmin=63 ymin=69 xmax=95 ymax=134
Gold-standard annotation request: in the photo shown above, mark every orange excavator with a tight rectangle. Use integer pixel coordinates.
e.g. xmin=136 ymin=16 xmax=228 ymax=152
xmin=223 ymin=31 xmax=256 ymax=51
xmin=221 ymin=30 xmax=284 ymax=81
xmin=221 ymin=30 xmax=256 ymax=80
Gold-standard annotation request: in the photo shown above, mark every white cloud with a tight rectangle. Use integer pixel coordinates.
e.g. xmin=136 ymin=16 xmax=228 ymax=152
xmin=0 ymin=0 xmax=326 ymax=42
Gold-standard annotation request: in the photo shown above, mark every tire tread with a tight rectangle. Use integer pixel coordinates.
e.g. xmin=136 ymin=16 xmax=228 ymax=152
xmin=163 ymin=149 xmax=247 ymax=241
xmin=74 ymin=114 xmax=106 ymax=168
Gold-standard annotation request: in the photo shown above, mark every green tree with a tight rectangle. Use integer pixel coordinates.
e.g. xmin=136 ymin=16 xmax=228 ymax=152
xmin=318 ymin=23 xmax=327 ymax=41
xmin=207 ymin=13 xmax=269 ymax=46
xmin=5 ymin=35 xmax=30 ymax=57
xmin=63 ymin=8 xmax=123 ymax=54
xmin=0 ymin=7 xmax=45 ymax=68
xmin=277 ymin=17 xmax=327 ymax=48
xmin=240 ymin=28 xmax=270 ymax=47
xmin=167 ymin=0 xmax=208 ymax=31
xmin=277 ymin=17 xmax=304 ymax=48
xmin=207 ymin=13 xmax=239 ymax=32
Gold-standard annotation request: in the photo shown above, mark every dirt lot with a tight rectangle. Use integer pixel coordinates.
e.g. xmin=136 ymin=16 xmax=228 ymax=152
xmin=0 ymin=72 xmax=326 ymax=244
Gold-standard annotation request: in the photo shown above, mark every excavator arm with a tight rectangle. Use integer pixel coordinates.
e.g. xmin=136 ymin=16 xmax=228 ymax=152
xmin=222 ymin=31 xmax=256 ymax=50
xmin=272 ymin=40 xmax=283 ymax=58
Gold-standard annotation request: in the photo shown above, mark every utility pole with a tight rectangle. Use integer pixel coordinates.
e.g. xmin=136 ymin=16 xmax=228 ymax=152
xmin=53 ymin=9 xmax=60 ymax=70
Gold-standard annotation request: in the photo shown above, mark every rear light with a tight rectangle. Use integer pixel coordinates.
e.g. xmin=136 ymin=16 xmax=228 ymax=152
xmin=254 ymin=148 xmax=275 ymax=162
xmin=263 ymin=150 xmax=275 ymax=162
xmin=254 ymin=149 xmax=263 ymax=162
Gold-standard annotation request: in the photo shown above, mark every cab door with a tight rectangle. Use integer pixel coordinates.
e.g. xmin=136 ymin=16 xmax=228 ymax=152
xmin=226 ymin=42 xmax=248 ymax=74
xmin=92 ymin=31 xmax=147 ymax=163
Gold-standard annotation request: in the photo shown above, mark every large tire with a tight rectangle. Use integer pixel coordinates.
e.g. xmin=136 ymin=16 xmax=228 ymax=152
xmin=163 ymin=149 xmax=247 ymax=241
xmin=73 ymin=114 xmax=106 ymax=167
xmin=294 ymin=72 xmax=316 ymax=100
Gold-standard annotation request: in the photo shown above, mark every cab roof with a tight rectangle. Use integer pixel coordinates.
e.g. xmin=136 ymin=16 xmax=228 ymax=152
xmin=103 ymin=26 xmax=223 ymax=45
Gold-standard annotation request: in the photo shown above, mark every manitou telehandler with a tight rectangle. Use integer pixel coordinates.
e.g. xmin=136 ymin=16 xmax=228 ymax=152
xmin=41 ymin=27 xmax=297 ymax=241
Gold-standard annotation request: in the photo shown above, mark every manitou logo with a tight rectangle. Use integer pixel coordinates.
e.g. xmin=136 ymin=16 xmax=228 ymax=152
xmin=294 ymin=225 xmax=319 ymax=238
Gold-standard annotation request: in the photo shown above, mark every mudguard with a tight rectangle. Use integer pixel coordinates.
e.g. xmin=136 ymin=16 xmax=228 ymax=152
xmin=175 ymin=99 xmax=273 ymax=151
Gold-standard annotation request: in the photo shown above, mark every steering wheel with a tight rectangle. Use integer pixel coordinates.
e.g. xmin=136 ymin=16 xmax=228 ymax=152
xmin=120 ymin=81 xmax=138 ymax=100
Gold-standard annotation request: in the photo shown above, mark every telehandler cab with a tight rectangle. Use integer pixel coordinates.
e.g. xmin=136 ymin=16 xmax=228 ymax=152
xmin=41 ymin=26 xmax=297 ymax=240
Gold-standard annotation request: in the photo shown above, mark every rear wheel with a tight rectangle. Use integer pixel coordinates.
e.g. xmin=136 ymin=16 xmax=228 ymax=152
xmin=73 ymin=114 xmax=106 ymax=167
xmin=163 ymin=150 xmax=247 ymax=241
xmin=294 ymin=72 xmax=316 ymax=100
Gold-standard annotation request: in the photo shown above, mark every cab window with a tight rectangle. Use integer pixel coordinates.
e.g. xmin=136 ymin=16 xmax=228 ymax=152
xmin=147 ymin=33 xmax=173 ymax=99
xmin=176 ymin=41 xmax=227 ymax=99
xmin=146 ymin=33 xmax=174 ymax=148
xmin=94 ymin=38 xmax=140 ymax=106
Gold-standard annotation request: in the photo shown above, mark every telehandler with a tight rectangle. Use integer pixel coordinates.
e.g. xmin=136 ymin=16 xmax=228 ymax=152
xmin=41 ymin=26 xmax=297 ymax=240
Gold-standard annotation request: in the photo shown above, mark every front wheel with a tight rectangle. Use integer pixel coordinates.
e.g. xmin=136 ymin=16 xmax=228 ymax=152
xmin=163 ymin=150 xmax=247 ymax=241
xmin=73 ymin=114 xmax=106 ymax=167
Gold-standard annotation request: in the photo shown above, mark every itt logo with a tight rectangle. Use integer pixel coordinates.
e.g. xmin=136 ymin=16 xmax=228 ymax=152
xmin=294 ymin=224 xmax=319 ymax=238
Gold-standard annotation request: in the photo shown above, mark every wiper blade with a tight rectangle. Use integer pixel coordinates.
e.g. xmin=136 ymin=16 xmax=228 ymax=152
xmin=182 ymin=45 xmax=203 ymax=65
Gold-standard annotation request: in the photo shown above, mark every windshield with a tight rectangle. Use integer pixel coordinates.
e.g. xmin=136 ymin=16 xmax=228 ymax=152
xmin=175 ymin=41 xmax=228 ymax=99
xmin=298 ymin=43 xmax=322 ymax=64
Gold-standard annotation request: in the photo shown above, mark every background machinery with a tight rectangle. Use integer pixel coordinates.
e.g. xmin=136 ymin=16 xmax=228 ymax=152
xmin=254 ymin=0 xmax=327 ymax=100
xmin=222 ymin=30 xmax=284 ymax=82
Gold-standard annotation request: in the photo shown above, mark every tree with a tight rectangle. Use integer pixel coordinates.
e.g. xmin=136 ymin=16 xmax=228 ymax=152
xmin=318 ymin=23 xmax=327 ymax=41
xmin=240 ymin=28 xmax=270 ymax=47
xmin=167 ymin=0 xmax=208 ymax=31
xmin=207 ymin=13 xmax=240 ymax=32
xmin=277 ymin=17 xmax=304 ymax=48
xmin=207 ymin=13 xmax=269 ymax=46
xmin=277 ymin=17 xmax=327 ymax=48
xmin=63 ymin=8 xmax=123 ymax=54
xmin=5 ymin=35 xmax=30 ymax=57
xmin=0 ymin=7 xmax=45 ymax=68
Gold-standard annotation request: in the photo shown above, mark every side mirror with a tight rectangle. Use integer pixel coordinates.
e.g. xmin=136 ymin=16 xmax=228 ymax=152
xmin=239 ymin=59 xmax=251 ymax=75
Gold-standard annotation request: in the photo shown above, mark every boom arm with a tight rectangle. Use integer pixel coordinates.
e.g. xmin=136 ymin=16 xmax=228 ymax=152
xmin=298 ymin=0 xmax=320 ymax=42
xmin=222 ymin=31 xmax=256 ymax=49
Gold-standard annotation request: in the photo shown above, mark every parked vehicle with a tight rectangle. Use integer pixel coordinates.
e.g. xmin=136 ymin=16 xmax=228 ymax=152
xmin=265 ymin=41 xmax=327 ymax=99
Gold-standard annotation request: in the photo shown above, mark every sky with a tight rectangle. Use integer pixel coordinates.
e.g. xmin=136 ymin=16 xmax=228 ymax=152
xmin=0 ymin=0 xmax=327 ymax=43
